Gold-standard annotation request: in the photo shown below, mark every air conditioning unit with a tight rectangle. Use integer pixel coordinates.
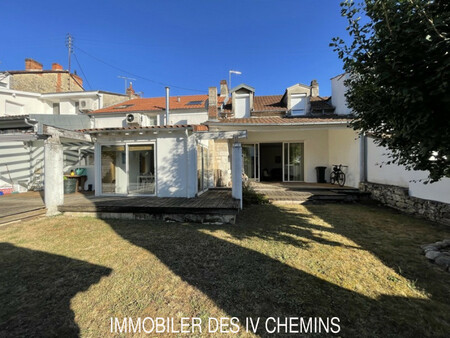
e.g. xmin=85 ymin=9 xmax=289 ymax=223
xmin=78 ymin=98 xmax=98 ymax=112
xmin=126 ymin=113 xmax=142 ymax=126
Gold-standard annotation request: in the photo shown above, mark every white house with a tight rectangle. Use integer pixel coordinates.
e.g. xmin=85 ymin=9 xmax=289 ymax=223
xmin=0 ymin=86 xmax=129 ymax=192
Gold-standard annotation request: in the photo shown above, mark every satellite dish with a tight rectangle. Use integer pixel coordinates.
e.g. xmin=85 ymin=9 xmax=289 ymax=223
xmin=126 ymin=114 xmax=134 ymax=123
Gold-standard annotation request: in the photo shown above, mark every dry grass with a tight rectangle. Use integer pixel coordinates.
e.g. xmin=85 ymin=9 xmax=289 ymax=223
xmin=0 ymin=202 xmax=449 ymax=337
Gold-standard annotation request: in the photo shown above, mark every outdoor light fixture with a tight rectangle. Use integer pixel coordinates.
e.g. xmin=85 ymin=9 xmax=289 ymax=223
xmin=125 ymin=132 xmax=130 ymax=136
xmin=229 ymin=70 xmax=242 ymax=91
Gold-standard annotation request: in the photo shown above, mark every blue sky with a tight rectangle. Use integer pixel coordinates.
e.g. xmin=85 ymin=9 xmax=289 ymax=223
xmin=0 ymin=0 xmax=349 ymax=97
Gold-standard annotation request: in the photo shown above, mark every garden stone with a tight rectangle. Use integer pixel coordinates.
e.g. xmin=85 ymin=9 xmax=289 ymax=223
xmin=425 ymin=251 xmax=441 ymax=260
xmin=434 ymin=256 xmax=450 ymax=268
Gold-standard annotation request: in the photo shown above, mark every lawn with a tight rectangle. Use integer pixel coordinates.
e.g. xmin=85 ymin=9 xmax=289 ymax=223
xmin=1 ymin=202 xmax=449 ymax=337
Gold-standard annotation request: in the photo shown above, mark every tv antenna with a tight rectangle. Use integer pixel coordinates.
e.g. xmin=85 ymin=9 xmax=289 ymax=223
xmin=118 ymin=76 xmax=136 ymax=93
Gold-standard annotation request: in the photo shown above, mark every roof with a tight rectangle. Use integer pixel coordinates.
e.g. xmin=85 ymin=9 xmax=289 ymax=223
xmin=90 ymin=94 xmax=226 ymax=114
xmin=79 ymin=124 xmax=209 ymax=133
xmin=222 ymin=95 xmax=334 ymax=113
xmin=230 ymin=83 xmax=255 ymax=93
xmin=207 ymin=116 xmax=350 ymax=125
xmin=310 ymin=96 xmax=335 ymax=112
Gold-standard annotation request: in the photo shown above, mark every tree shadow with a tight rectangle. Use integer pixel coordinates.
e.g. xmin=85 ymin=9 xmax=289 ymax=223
xmin=108 ymin=218 xmax=448 ymax=336
xmin=0 ymin=243 xmax=112 ymax=337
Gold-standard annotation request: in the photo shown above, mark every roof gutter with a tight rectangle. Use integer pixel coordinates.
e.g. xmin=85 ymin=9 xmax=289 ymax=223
xmin=206 ymin=121 xmax=350 ymax=127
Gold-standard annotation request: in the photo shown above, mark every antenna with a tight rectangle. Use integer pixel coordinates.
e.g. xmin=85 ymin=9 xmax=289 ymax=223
xmin=65 ymin=33 xmax=74 ymax=89
xmin=118 ymin=76 xmax=136 ymax=93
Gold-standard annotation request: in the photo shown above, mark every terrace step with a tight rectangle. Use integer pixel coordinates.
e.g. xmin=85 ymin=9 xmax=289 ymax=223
xmin=0 ymin=207 xmax=46 ymax=225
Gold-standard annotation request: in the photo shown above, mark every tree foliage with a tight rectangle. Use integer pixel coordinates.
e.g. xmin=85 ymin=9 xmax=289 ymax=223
xmin=331 ymin=0 xmax=450 ymax=181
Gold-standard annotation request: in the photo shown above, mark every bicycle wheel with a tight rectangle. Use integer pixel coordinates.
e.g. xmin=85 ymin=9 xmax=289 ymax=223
xmin=330 ymin=172 xmax=336 ymax=184
xmin=338 ymin=172 xmax=346 ymax=187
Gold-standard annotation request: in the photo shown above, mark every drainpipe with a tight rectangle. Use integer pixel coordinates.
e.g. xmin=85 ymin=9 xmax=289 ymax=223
xmin=359 ymin=132 xmax=367 ymax=184
xmin=165 ymin=87 xmax=170 ymax=125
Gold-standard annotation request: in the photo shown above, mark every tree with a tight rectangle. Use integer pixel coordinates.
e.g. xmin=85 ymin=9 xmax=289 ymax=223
xmin=331 ymin=0 xmax=450 ymax=182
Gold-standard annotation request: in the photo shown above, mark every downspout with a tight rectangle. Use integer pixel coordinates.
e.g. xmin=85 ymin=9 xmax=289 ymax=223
xmin=185 ymin=128 xmax=190 ymax=197
xmin=165 ymin=87 xmax=170 ymax=125
xmin=359 ymin=132 xmax=367 ymax=184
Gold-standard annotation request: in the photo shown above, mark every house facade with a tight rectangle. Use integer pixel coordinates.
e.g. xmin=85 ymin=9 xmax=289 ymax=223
xmin=80 ymin=78 xmax=360 ymax=203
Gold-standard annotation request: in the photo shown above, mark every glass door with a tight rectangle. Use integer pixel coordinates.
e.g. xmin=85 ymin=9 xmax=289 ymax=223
xmin=283 ymin=143 xmax=304 ymax=182
xmin=101 ymin=145 xmax=127 ymax=194
xmin=242 ymin=144 xmax=259 ymax=181
xmin=127 ymin=144 xmax=155 ymax=195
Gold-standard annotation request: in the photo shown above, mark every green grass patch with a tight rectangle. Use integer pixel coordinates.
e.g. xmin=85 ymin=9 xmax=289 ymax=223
xmin=0 ymin=203 xmax=449 ymax=337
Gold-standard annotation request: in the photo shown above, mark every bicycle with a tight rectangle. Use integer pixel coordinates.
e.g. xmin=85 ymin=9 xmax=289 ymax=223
xmin=330 ymin=164 xmax=347 ymax=187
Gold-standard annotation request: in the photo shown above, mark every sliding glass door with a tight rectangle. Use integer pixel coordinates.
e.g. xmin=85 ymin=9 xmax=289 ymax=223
xmin=283 ymin=143 xmax=304 ymax=182
xmin=100 ymin=143 xmax=156 ymax=195
xmin=101 ymin=145 xmax=127 ymax=194
xmin=242 ymin=144 xmax=259 ymax=181
xmin=128 ymin=144 xmax=155 ymax=195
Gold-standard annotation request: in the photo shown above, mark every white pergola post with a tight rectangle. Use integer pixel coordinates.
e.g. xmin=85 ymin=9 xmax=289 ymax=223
xmin=232 ymin=141 xmax=243 ymax=209
xmin=44 ymin=136 xmax=64 ymax=215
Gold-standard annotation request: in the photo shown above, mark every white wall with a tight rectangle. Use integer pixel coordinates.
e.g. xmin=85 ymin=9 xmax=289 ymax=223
xmin=328 ymin=128 xmax=360 ymax=188
xmin=0 ymin=89 xmax=43 ymax=116
xmin=169 ymin=111 xmax=208 ymax=125
xmin=367 ymin=138 xmax=450 ymax=203
xmin=331 ymin=73 xmax=352 ymax=115
xmin=95 ymin=130 xmax=197 ymax=198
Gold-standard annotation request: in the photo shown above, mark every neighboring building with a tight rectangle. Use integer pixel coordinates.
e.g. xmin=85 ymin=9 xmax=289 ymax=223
xmin=0 ymin=58 xmax=84 ymax=93
xmin=0 ymin=81 xmax=131 ymax=191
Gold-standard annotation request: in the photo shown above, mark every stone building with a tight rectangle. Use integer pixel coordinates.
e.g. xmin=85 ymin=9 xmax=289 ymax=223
xmin=0 ymin=58 xmax=84 ymax=93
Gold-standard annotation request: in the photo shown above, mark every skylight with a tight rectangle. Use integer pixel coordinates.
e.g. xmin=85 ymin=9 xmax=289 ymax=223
xmin=113 ymin=104 xmax=134 ymax=109
xmin=186 ymin=100 xmax=203 ymax=105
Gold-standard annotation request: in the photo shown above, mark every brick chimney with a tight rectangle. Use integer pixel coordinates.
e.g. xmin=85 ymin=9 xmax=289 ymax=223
xmin=310 ymin=79 xmax=319 ymax=97
xmin=126 ymin=82 xmax=135 ymax=98
xmin=52 ymin=63 xmax=63 ymax=71
xmin=208 ymin=87 xmax=218 ymax=120
xmin=220 ymin=79 xmax=228 ymax=97
xmin=25 ymin=58 xmax=43 ymax=71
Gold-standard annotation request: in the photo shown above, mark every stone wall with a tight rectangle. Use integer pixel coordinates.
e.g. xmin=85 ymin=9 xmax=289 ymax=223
xmin=10 ymin=72 xmax=83 ymax=93
xmin=360 ymin=182 xmax=450 ymax=226
xmin=213 ymin=139 xmax=231 ymax=187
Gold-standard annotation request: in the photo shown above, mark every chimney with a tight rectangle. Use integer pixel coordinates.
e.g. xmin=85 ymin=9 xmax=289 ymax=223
xmin=220 ymin=79 xmax=228 ymax=97
xmin=52 ymin=63 xmax=63 ymax=71
xmin=25 ymin=58 xmax=43 ymax=71
xmin=126 ymin=82 xmax=135 ymax=98
xmin=310 ymin=79 xmax=319 ymax=97
xmin=208 ymin=87 xmax=218 ymax=120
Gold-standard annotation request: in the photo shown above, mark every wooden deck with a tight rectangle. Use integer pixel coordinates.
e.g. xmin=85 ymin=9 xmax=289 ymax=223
xmin=59 ymin=189 xmax=240 ymax=223
xmin=0 ymin=192 xmax=46 ymax=225
xmin=250 ymin=181 xmax=363 ymax=203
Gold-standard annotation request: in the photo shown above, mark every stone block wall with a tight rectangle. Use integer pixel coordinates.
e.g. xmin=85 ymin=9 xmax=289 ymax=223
xmin=10 ymin=72 xmax=83 ymax=93
xmin=360 ymin=182 xmax=450 ymax=226
xmin=213 ymin=139 xmax=231 ymax=187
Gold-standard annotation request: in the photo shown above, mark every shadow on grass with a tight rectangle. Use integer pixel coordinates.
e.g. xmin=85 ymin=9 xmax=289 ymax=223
xmin=0 ymin=242 xmax=112 ymax=337
xmin=108 ymin=205 xmax=450 ymax=337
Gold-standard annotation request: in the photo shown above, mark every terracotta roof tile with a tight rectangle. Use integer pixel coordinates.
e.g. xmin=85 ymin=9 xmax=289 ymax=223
xmin=91 ymin=95 xmax=226 ymax=114
xmin=78 ymin=124 xmax=208 ymax=133
xmin=222 ymin=95 xmax=334 ymax=114
xmin=209 ymin=116 xmax=350 ymax=125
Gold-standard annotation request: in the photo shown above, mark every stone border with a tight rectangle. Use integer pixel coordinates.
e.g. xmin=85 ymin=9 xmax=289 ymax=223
xmin=421 ymin=240 xmax=450 ymax=272
xmin=360 ymin=182 xmax=450 ymax=226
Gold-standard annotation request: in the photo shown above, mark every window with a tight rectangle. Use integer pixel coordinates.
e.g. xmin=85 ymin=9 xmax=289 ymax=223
xmin=235 ymin=94 xmax=250 ymax=118
xmin=53 ymin=103 xmax=60 ymax=115
xmin=290 ymin=93 xmax=307 ymax=115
